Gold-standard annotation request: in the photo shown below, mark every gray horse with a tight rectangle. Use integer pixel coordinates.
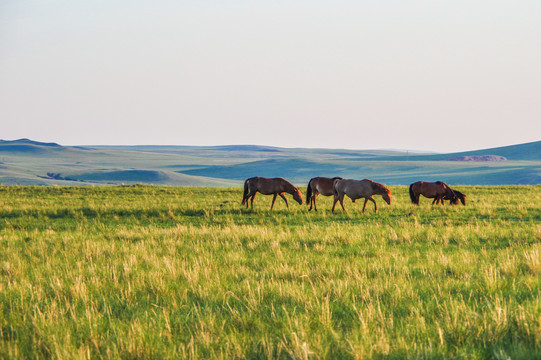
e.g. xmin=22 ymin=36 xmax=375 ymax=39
xmin=332 ymin=178 xmax=391 ymax=213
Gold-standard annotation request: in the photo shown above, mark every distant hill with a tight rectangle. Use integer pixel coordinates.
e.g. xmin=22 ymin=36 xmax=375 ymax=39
xmin=443 ymin=155 xmax=507 ymax=162
xmin=458 ymin=141 xmax=541 ymax=161
xmin=0 ymin=138 xmax=83 ymax=154
xmin=66 ymin=170 xmax=237 ymax=186
xmin=367 ymin=141 xmax=541 ymax=162
xmin=0 ymin=138 xmax=62 ymax=147
xmin=182 ymin=158 xmax=343 ymax=181
xmin=1 ymin=139 xmax=540 ymax=185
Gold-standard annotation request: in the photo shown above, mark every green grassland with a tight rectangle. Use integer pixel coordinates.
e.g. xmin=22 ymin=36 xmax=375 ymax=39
xmin=1 ymin=185 xmax=540 ymax=359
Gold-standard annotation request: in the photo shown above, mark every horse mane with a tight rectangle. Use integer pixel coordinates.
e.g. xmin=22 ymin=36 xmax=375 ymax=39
xmin=331 ymin=177 xmax=342 ymax=180
xmin=436 ymin=180 xmax=451 ymax=190
xmin=370 ymin=180 xmax=389 ymax=194
xmin=283 ymin=180 xmax=298 ymax=193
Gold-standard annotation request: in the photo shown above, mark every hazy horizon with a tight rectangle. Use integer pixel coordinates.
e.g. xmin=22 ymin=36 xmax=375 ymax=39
xmin=2 ymin=1 xmax=540 ymax=153
xmin=4 ymin=136 xmax=539 ymax=155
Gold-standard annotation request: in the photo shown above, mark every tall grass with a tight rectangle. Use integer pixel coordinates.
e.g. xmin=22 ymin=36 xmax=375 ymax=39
xmin=0 ymin=185 xmax=540 ymax=359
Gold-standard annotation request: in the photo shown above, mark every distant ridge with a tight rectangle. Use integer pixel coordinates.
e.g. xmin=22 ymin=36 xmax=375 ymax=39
xmin=0 ymin=138 xmax=62 ymax=147
xmin=365 ymin=140 xmax=541 ymax=162
xmin=439 ymin=140 xmax=541 ymax=161
xmin=0 ymin=138 xmax=65 ymax=154
xmin=1 ymin=138 xmax=540 ymax=185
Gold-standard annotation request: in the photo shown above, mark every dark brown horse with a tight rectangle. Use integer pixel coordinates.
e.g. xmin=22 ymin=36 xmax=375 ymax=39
xmin=306 ymin=176 xmax=342 ymax=211
xmin=241 ymin=177 xmax=303 ymax=210
xmin=332 ymin=178 xmax=391 ymax=213
xmin=444 ymin=188 xmax=466 ymax=205
xmin=409 ymin=181 xmax=457 ymax=205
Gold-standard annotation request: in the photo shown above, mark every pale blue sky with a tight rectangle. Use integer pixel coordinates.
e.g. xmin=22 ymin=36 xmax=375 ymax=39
xmin=1 ymin=1 xmax=540 ymax=152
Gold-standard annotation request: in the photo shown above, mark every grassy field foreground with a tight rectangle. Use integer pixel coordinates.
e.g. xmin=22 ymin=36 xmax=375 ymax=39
xmin=0 ymin=185 xmax=540 ymax=359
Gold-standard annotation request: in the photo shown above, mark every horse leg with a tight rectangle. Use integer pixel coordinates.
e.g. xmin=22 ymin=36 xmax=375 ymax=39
xmin=243 ymin=191 xmax=254 ymax=209
xmin=309 ymin=193 xmax=316 ymax=211
xmin=370 ymin=197 xmax=377 ymax=212
xmin=279 ymin=193 xmax=289 ymax=209
xmin=270 ymin=194 xmax=277 ymax=210
xmin=250 ymin=192 xmax=257 ymax=208
xmin=332 ymin=195 xmax=339 ymax=212
xmin=362 ymin=198 xmax=368 ymax=212
xmin=339 ymin=194 xmax=346 ymax=212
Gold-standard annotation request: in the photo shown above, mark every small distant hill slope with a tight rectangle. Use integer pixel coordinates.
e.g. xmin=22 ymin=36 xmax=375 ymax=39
xmin=443 ymin=155 xmax=507 ymax=161
xmin=63 ymin=170 xmax=237 ymax=187
xmin=367 ymin=141 xmax=541 ymax=161
xmin=74 ymin=170 xmax=171 ymax=182
xmin=181 ymin=159 xmax=342 ymax=181
xmin=447 ymin=141 xmax=541 ymax=161
xmin=0 ymin=138 xmax=66 ymax=153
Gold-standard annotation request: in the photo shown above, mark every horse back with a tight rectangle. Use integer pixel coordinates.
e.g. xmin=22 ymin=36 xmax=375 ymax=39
xmin=412 ymin=181 xmax=448 ymax=198
xmin=312 ymin=177 xmax=339 ymax=196
xmin=255 ymin=177 xmax=294 ymax=194
xmin=334 ymin=178 xmax=368 ymax=198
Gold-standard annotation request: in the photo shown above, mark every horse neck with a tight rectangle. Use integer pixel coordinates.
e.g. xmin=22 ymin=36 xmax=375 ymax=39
xmin=443 ymin=185 xmax=454 ymax=196
xmin=284 ymin=182 xmax=296 ymax=194
xmin=372 ymin=182 xmax=387 ymax=195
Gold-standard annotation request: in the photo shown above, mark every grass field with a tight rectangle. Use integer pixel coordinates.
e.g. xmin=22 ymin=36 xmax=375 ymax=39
xmin=1 ymin=185 xmax=540 ymax=359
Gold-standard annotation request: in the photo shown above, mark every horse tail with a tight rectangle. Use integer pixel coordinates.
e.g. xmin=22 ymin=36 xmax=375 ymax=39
xmin=409 ymin=183 xmax=417 ymax=204
xmin=332 ymin=178 xmax=340 ymax=196
xmin=241 ymin=179 xmax=250 ymax=205
xmin=306 ymin=178 xmax=313 ymax=205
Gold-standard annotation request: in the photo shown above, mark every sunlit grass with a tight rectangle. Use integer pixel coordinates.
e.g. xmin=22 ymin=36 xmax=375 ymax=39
xmin=0 ymin=185 xmax=540 ymax=359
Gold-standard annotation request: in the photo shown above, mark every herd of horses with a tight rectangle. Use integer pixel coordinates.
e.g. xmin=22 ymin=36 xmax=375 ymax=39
xmin=241 ymin=176 xmax=466 ymax=211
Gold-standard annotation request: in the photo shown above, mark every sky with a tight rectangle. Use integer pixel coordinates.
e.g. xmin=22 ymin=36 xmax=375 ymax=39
xmin=1 ymin=1 xmax=540 ymax=153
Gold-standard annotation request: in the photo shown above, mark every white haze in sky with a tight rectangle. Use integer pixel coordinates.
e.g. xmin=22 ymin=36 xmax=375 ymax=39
xmin=1 ymin=0 xmax=540 ymax=152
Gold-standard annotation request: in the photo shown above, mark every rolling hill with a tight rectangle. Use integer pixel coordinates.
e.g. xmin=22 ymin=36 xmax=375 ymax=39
xmin=0 ymin=139 xmax=540 ymax=186
xmin=365 ymin=140 xmax=541 ymax=162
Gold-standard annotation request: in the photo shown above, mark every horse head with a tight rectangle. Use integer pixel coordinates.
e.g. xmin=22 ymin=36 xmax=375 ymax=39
xmin=382 ymin=188 xmax=391 ymax=205
xmin=293 ymin=188 xmax=303 ymax=205
xmin=374 ymin=182 xmax=391 ymax=205
xmin=454 ymin=191 xmax=466 ymax=205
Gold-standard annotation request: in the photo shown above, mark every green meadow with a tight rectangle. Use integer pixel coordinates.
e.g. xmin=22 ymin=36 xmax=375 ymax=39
xmin=1 ymin=185 xmax=540 ymax=359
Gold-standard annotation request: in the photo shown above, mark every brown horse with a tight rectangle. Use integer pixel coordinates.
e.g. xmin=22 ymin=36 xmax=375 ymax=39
xmin=332 ymin=178 xmax=391 ymax=213
xmin=306 ymin=176 xmax=342 ymax=211
xmin=241 ymin=177 xmax=303 ymax=210
xmin=444 ymin=188 xmax=466 ymax=205
xmin=409 ymin=181 xmax=457 ymax=205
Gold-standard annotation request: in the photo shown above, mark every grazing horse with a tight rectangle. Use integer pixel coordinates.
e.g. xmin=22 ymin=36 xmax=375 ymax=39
xmin=444 ymin=188 xmax=466 ymax=205
xmin=241 ymin=177 xmax=303 ymax=210
xmin=409 ymin=181 xmax=457 ymax=205
xmin=332 ymin=178 xmax=391 ymax=213
xmin=306 ymin=176 xmax=342 ymax=211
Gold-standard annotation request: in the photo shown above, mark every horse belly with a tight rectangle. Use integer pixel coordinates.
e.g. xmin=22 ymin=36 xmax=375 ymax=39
xmin=316 ymin=185 xmax=333 ymax=197
xmin=258 ymin=190 xmax=276 ymax=195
